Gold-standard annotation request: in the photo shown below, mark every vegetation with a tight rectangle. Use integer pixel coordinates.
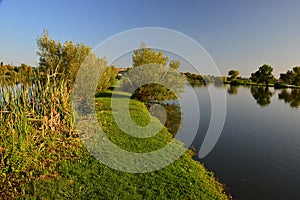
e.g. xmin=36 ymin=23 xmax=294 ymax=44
xmin=36 ymin=30 xmax=117 ymax=90
xmin=121 ymin=44 xmax=186 ymax=103
xmin=228 ymin=70 xmax=240 ymax=81
xmin=0 ymin=75 xmax=79 ymax=198
xmin=183 ymin=72 xmax=204 ymax=82
xmin=0 ymin=33 xmax=231 ymax=199
xmin=250 ymin=64 xmax=276 ymax=86
xmin=279 ymin=66 xmax=300 ymax=86
xmin=0 ymin=63 xmax=38 ymax=84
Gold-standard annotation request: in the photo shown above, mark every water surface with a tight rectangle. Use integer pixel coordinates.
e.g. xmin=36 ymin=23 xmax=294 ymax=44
xmin=180 ymin=84 xmax=300 ymax=200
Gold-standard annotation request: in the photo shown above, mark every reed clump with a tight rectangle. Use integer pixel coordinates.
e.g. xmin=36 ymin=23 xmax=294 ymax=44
xmin=0 ymin=74 xmax=80 ymax=198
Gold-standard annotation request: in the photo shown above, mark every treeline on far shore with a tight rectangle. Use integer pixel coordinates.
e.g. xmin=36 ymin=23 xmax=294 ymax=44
xmin=182 ymin=64 xmax=300 ymax=89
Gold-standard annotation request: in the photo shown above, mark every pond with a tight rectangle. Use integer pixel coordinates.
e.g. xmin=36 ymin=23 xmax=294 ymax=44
xmin=179 ymin=83 xmax=300 ymax=199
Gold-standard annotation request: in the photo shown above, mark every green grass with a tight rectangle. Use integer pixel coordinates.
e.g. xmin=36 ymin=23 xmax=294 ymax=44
xmin=0 ymin=80 xmax=230 ymax=199
xmin=21 ymin=89 xmax=230 ymax=199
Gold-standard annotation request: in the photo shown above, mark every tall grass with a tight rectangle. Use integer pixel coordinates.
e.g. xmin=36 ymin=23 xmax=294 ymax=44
xmin=0 ymin=74 xmax=79 ymax=198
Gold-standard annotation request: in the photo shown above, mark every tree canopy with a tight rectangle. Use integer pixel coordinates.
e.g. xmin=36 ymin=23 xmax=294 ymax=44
xmin=121 ymin=44 xmax=185 ymax=103
xmin=228 ymin=69 xmax=240 ymax=81
xmin=250 ymin=64 xmax=276 ymax=85
xmin=37 ymin=30 xmax=92 ymax=82
xmin=279 ymin=66 xmax=300 ymax=86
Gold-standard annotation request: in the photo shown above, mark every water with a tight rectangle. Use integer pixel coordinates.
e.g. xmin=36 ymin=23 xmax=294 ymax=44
xmin=179 ymin=84 xmax=300 ymax=200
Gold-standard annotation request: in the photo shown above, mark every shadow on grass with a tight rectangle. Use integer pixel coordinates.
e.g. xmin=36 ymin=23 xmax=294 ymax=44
xmin=95 ymin=92 xmax=129 ymax=99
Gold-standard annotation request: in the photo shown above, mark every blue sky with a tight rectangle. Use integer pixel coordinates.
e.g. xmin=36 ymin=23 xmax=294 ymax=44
xmin=0 ymin=0 xmax=300 ymax=77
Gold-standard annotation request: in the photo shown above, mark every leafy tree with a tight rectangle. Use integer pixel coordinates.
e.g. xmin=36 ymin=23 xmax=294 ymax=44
xmin=280 ymin=66 xmax=300 ymax=86
xmin=250 ymin=64 xmax=276 ymax=85
xmin=37 ymin=30 xmax=92 ymax=82
xmin=228 ymin=69 xmax=240 ymax=81
xmin=37 ymin=30 xmax=117 ymax=92
xmin=132 ymin=45 xmax=168 ymax=68
xmin=121 ymin=44 xmax=185 ymax=103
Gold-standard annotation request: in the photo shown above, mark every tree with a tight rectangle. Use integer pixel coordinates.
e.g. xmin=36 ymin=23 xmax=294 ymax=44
xmin=121 ymin=44 xmax=185 ymax=103
xmin=280 ymin=66 xmax=300 ymax=86
xmin=132 ymin=45 xmax=168 ymax=67
xmin=37 ymin=30 xmax=92 ymax=82
xmin=250 ymin=64 xmax=276 ymax=85
xmin=228 ymin=70 xmax=240 ymax=81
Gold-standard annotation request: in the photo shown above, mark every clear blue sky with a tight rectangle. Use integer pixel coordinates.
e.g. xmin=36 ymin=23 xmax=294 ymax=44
xmin=0 ymin=0 xmax=300 ymax=77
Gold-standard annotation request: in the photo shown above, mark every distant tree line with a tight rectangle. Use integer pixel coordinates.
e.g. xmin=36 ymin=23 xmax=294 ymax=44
xmin=183 ymin=64 xmax=300 ymax=88
xmin=0 ymin=62 xmax=39 ymax=84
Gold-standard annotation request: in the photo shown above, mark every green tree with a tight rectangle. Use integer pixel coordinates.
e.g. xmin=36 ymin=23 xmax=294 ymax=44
xmin=250 ymin=64 xmax=276 ymax=85
xmin=228 ymin=69 xmax=240 ymax=81
xmin=37 ymin=30 xmax=92 ymax=82
xmin=280 ymin=66 xmax=300 ymax=86
xmin=132 ymin=45 xmax=168 ymax=67
xmin=121 ymin=44 xmax=185 ymax=103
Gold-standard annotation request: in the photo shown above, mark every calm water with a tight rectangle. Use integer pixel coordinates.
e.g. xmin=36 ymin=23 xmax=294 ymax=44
xmin=180 ymin=84 xmax=300 ymax=200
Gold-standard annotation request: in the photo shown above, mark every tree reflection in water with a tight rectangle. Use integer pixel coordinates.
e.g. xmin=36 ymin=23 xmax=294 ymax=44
xmin=227 ymin=85 xmax=239 ymax=95
xmin=278 ymin=89 xmax=300 ymax=108
xmin=149 ymin=103 xmax=182 ymax=136
xmin=250 ymin=86 xmax=273 ymax=107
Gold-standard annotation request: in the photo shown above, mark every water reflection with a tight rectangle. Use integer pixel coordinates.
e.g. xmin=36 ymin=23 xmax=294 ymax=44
xmin=150 ymin=103 xmax=182 ymax=136
xmin=278 ymin=89 xmax=300 ymax=108
xmin=189 ymin=81 xmax=205 ymax=88
xmin=250 ymin=86 xmax=273 ymax=107
xmin=227 ymin=85 xmax=239 ymax=95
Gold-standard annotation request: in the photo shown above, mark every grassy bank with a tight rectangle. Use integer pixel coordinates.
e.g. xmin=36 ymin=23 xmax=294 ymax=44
xmin=0 ymin=83 xmax=230 ymax=199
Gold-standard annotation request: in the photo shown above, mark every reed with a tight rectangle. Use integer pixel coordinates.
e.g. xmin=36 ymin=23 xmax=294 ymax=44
xmin=0 ymin=73 xmax=79 ymax=198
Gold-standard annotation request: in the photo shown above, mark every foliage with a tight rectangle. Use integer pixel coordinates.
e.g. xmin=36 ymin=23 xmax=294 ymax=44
xmin=132 ymin=45 xmax=169 ymax=68
xmin=228 ymin=69 xmax=240 ymax=81
xmin=279 ymin=66 xmax=300 ymax=86
xmin=0 ymin=63 xmax=38 ymax=84
xmin=37 ymin=30 xmax=92 ymax=82
xmin=183 ymin=72 xmax=204 ymax=82
xmin=0 ymin=74 xmax=79 ymax=198
xmin=125 ymin=45 xmax=186 ymax=103
xmin=169 ymin=60 xmax=180 ymax=70
xmin=250 ymin=64 xmax=276 ymax=85
xmin=96 ymin=65 xmax=118 ymax=94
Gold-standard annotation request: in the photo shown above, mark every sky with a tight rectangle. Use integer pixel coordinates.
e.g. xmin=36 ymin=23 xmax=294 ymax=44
xmin=0 ymin=0 xmax=300 ymax=77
